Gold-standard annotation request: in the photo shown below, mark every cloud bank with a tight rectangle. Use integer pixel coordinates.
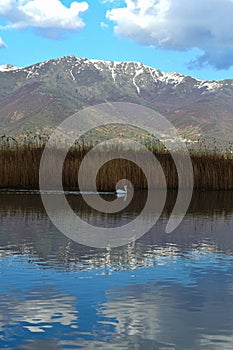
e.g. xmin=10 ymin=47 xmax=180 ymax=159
xmin=106 ymin=0 xmax=233 ymax=69
xmin=0 ymin=0 xmax=89 ymax=38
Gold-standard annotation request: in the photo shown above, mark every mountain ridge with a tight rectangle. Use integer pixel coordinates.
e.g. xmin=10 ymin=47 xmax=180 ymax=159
xmin=0 ymin=55 xmax=233 ymax=148
xmin=1 ymin=55 xmax=228 ymax=88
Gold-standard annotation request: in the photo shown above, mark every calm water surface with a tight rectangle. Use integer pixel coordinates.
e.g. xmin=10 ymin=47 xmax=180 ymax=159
xmin=0 ymin=191 xmax=233 ymax=349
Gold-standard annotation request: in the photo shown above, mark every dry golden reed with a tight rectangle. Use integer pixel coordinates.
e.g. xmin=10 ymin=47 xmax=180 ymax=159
xmin=0 ymin=144 xmax=233 ymax=190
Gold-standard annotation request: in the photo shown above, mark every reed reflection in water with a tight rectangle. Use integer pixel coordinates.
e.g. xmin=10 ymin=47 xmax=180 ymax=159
xmin=0 ymin=190 xmax=233 ymax=349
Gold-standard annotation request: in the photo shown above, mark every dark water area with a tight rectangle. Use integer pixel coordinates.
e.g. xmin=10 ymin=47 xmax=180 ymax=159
xmin=0 ymin=191 xmax=233 ymax=349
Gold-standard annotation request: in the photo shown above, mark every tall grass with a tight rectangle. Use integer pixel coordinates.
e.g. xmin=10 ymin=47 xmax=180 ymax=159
xmin=0 ymin=143 xmax=233 ymax=190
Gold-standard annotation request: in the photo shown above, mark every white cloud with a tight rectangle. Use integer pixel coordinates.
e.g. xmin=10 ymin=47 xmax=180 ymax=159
xmin=106 ymin=0 xmax=233 ymax=69
xmin=0 ymin=0 xmax=89 ymax=38
xmin=100 ymin=21 xmax=108 ymax=29
xmin=100 ymin=0 xmax=123 ymax=4
xmin=0 ymin=0 xmax=13 ymax=14
xmin=0 ymin=36 xmax=7 ymax=48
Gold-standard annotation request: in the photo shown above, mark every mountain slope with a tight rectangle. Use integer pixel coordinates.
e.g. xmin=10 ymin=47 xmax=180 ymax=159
xmin=0 ymin=55 xmax=233 ymax=145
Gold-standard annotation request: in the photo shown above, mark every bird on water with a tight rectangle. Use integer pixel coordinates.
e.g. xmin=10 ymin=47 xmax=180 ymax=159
xmin=116 ymin=185 xmax=127 ymax=195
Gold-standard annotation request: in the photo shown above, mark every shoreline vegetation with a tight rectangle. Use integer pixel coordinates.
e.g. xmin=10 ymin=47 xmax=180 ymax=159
xmin=1 ymin=141 xmax=233 ymax=191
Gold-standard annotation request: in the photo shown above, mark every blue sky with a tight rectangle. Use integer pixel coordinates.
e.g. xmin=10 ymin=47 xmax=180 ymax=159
xmin=1 ymin=0 xmax=233 ymax=81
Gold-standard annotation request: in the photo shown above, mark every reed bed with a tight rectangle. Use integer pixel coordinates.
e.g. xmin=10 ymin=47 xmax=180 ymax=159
xmin=0 ymin=144 xmax=233 ymax=191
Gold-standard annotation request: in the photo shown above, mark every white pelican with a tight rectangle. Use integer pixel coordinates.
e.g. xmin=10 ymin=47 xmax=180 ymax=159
xmin=116 ymin=185 xmax=127 ymax=195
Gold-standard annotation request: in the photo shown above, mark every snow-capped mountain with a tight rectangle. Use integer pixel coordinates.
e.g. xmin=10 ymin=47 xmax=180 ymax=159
xmin=0 ymin=55 xmax=233 ymax=143
xmin=5 ymin=56 xmax=225 ymax=92
xmin=0 ymin=64 xmax=22 ymax=72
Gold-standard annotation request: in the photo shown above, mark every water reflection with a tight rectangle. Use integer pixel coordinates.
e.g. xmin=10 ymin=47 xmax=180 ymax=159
xmin=0 ymin=191 xmax=233 ymax=267
xmin=101 ymin=274 xmax=233 ymax=349
xmin=0 ymin=191 xmax=233 ymax=349
xmin=1 ymin=289 xmax=78 ymax=333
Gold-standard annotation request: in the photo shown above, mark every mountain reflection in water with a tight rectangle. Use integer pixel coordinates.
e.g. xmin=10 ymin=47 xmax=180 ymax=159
xmin=0 ymin=190 xmax=233 ymax=349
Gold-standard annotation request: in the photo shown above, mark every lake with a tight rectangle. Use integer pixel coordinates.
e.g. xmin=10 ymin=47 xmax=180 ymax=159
xmin=0 ymin=191 xmax=233 ymax=349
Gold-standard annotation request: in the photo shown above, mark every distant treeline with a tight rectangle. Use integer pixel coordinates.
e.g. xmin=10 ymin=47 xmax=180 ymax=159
xmin=1 ymin=144 xmax=233 ymax=191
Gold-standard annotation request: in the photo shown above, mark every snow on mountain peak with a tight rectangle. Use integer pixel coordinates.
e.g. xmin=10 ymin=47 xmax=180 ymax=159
xmin=73 ymin=57 xmax=230 ymax=93
xmin=87 ymin=58 xmax=188 ymax=89
xmin=1 ymin=56 xmax=229 ymax=95
xmin=0 ymin=64 xmax=22 ymax=72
